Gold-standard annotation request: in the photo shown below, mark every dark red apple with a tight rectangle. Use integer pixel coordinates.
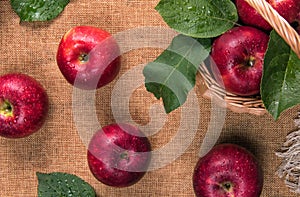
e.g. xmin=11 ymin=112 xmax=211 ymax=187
xmin=193 ymin=143 xmax=263 ymax=197
xmin=236 ymin=0 xmax=300 ymax=31
xmin=87 ymin=123 xmax=151 ymax=187
xmin=56 ymin=26 xmax=121 ymax=90
xmin=210 ymin=26 xmax=269 ymax=96
xmin=0 ymin=73 xmax=48 ymax=138
xmin=293 ymin=13 xmax=300 ymax=34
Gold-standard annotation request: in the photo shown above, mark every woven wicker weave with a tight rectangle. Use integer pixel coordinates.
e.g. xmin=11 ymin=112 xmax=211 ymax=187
xmin=199 ymin=0 xmax=300 ymax=115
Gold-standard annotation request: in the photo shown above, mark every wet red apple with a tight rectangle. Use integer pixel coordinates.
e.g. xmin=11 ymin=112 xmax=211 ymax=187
xmin=193 ymin=143 xmax=263 ymax=197
xmin=56 ymin=26 xmax=121 ymax=90
xmin=236 ymin=0 xmax=300 ymax=31
xmin=87 ymin=123 xmax=151 ymax=187
xmin=210 ymin=26 xmax=269 ymax=96
xmin=0 ymin=73 xmax=49 ymax=138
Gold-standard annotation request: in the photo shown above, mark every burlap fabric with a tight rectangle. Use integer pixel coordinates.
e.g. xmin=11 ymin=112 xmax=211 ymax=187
xmin=0 ymin=0 xmax=299 ymax=196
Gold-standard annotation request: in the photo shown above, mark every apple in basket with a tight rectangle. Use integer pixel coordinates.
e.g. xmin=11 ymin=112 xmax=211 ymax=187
xmin=210 ymin=26 xmax=269 ymax=96
xmin=236 ymin=0 xmax=300 ymax=31
xmin=87 ymin=123 xmax=151 ymax=187
xmin=193 ymin=143 xmax=263 ymax=197
xmin=56 ymin=26 xmax=121 ymax=90
xmin=0 ymin=73 xmax=48 ymax=138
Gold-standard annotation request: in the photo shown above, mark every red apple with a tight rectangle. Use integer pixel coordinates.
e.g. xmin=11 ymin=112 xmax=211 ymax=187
xmin=0 ymin=73 xmax=48 ymax=138
xmin=56 ymin=26 xmax=121 ymax=90
xmin=193 ymin=143 xmax=263 ymax=197
xmin=210 ymin=26 xmax=269 ymax=96
xmin=87 ymin=123 xmax=151 ymax=187
xmin=236 ymin=0 xmax=300 ymax=31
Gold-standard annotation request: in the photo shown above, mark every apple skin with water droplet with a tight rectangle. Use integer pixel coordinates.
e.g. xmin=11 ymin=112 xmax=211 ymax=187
xmin=56 ymin=26 xmax=121 ymax=90
xmin=0 ymin=73 xmax=49 ymax=138
xmin=87 ymin=123 xmax=151 ymax=187
xmin=193 ymin=143 xmax=263 ymax=197
xmin=210 ymin=26 xmax=269 ymax=96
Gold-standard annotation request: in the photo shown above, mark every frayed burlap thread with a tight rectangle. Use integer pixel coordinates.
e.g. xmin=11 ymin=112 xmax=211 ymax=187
xmin=276 ymin=113 xmax=300 ymax=193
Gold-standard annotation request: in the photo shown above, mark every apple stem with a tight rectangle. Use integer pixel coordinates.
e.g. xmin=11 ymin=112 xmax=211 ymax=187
xmin=79 ymin=53 xmax=89 ymax=63
xmin=120 ymin=151 xmax=129 ymax=160
xmin=221 ymin=182 xmax=235 ymax=197
xmin=223 ymin=182 xmax=231 ymax=190
xmin=0 ymin=99 xmax=13 ymax=117
xmin=247 ymin=56 xmax=256 ymax=67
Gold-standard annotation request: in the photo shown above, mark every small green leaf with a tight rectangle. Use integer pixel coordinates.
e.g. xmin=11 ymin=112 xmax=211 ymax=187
xmin=10 ymin=0 xmax=70 ymax=22
xmin=143 ymin=34 xmax=211 ymax=113
xmin=37 ymin=172 xmax=96 ymax=197
xmin=155 ymin=0 xmax=238 ymax=38
xmin=261 ymin=30 xmax=300 ymax=120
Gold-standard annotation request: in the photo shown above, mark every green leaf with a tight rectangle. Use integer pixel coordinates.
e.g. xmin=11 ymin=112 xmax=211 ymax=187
xmin=10 ymin=0 xmax=70 ymax=22
xmin=37 ymin=172 xmax=96 ymax=197
xmin=261 ymin=30 xmax=300 ymax=120
xmin=143 ymin=34 xmax=211 ymax=113
xmin=155 ymin=0 xmax=238 ymax=38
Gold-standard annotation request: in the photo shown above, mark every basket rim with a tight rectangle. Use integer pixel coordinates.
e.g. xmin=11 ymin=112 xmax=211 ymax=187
xmin=199 ymin=63 xmax=267 ymax=116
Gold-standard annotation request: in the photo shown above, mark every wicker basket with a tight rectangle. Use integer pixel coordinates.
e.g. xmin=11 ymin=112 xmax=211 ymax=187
xmin=199 ymin=0 xmax=300 ymax=115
